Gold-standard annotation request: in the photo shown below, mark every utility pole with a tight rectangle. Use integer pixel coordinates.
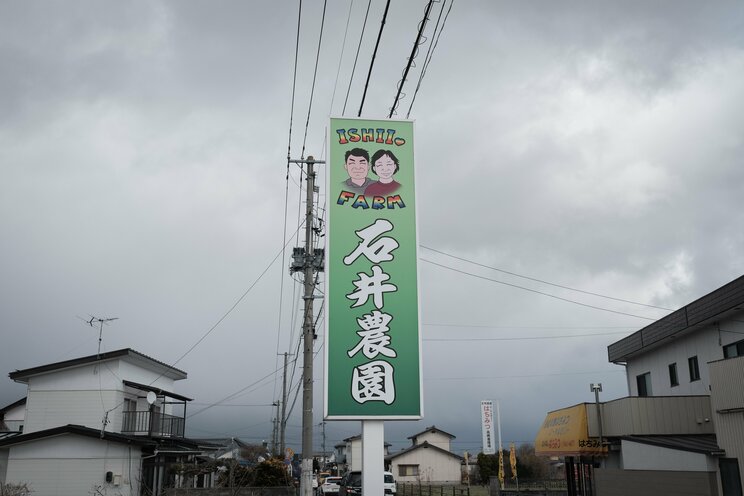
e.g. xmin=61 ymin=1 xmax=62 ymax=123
xmin=280 ymin=351 xmax=289 ymax=456
xmin=271 ymin=401 xmax=280 ymax=456
xmin=288 ymin=155 xmax=325 ymax=496
xmin=320 ymin=421 xmax=327 ymax=466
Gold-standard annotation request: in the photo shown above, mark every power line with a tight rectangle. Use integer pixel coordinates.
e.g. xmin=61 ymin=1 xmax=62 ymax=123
xmin=425 ymin=370 xmax=624 ymax=381
xmin=420 ymin=244 xmax=672 ymax=311
xmin=286 ymin=0 xmax=303 ymax=163
xmin=343 ymin=0 xmax=372 ymax=116
xmin=147 ymin=222 xmax=305 ymax=391
xmin=406 ymin=0 xmax=454 ymax=118
xmin=424 ymin=331 xmax=630 ymax=342
xmin=300 ymin=0 xmax=328 ymax=160
xmin=358 ymin=0 xmax=391 ymax=117
xmin=330 ymin=0 xmax=355 ymax=114
xmin=389 ymin=0 xmax=435 ymax=118
xmin=187 ymin=358 xmax=298 ymax=419
xmin=424 ymin=323 xmax=635 ymax=329
xmin=421 ymin=258 xmax=657 ymax=321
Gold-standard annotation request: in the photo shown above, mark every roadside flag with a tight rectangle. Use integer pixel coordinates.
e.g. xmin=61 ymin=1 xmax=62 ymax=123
xmin=510 ymin=442 xmax=518 ymax=480
xmin=498 ymin=448 xmax=505 ymax=486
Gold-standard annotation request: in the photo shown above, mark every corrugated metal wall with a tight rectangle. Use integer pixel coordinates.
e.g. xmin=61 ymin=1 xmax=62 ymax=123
xmin=587 ymin=396 xmax=714 ymax=437
xmin=710 ymin=356 xmax=744 ymax=493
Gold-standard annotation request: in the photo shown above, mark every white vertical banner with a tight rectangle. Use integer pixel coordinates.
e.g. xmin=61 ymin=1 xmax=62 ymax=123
xmin=481 ymin=400 xmax=496 ymax=455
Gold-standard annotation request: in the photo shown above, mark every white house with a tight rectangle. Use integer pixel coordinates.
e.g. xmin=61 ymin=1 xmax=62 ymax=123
xmin=536 ymin=274 xmax=744 ymax=496
xmin=0 ymin=398 xmax=26 ymax=434
xmin=337 ymin=434 xmax=391 ymax=473
xmin=386 ymin=426 xmax=463 ymax=484
xmin=0 ymin=348 xmax=214 ymax=495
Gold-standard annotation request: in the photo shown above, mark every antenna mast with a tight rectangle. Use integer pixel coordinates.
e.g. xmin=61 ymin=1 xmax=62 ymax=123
xmin=87 ymin=316 xmax=119 ymax=357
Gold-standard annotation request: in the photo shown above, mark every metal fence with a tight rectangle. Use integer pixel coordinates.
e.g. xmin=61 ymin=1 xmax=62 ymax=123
xmin=397 ymin=483 xmax=473 ymax=496
xmin=489 ymin=478 xmax=567 ymax=496
xmin=164 ymin=487 xmax=295 ymax=496
xmin=121 ymin=410 xmax=185 ymax=437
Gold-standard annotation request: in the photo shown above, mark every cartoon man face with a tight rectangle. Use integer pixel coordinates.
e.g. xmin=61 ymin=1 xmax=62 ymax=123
xmin=344 ymin=152 xmax=369 ymax=186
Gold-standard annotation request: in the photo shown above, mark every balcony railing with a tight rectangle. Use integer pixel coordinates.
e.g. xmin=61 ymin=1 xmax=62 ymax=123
xmin=121 ymin=410 xmax=185 ymax=438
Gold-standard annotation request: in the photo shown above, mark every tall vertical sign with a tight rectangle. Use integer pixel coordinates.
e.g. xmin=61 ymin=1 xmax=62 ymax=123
xmin=325 ymin=117 xmax=422 ymax=420
xmin=481 ymin=400 xmax=496 ymax=454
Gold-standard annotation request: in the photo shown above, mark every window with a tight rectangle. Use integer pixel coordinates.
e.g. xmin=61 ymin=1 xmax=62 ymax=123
xmin=724 ymin=339 xmax=744 ymax=359
xmin=636 ymin=372 xmax=652 ymax=397
xmin=688 ymin=356 xmax=700 ymax=382
xmin=668 ymin=363 xmax=679 ymax=387
xmin=398 ymin=465 xmax=419 ymax=477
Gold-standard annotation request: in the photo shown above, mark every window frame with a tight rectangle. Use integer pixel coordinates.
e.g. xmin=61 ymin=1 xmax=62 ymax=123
xmin=636 ymin=372 xmax=652 ymax=397
xmin=668 ymin=362 xmax=679 ymax=387
xmin=688 ymin=356 xmax=700 ymax=382
xmin=398 ymin=465 xmax=419 ymax=477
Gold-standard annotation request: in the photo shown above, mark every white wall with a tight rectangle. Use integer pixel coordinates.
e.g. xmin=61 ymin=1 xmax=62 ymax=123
xmin=2 ymin=402 xmax=27 ymax=432
xmin=413 ymin=431 xmax=451 ymax=451
xmin=390 ymin=448 xmax=460 ymax=483
xmin=625 ymin=325 xmax=720 ymax=397
xmin=22 ymin=357 xmax=180 ymax=433
xmin=620 ymin=440 xmax=717 ymax=472
xmin=349 ymin=438 xmax=363 ymax=472
xmin=5 ymin=434 xmax=141 ymax=496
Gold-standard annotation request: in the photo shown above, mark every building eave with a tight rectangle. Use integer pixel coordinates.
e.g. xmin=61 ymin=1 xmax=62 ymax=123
xmin=9 ymin=349 xmax=187 ymax=383
xmin=608 ymin=275 xmax=744 ymax=363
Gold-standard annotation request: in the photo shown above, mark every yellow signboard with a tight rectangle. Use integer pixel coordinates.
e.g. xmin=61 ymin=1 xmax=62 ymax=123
xmin=534 ymin=403 xmax=606 ymax=457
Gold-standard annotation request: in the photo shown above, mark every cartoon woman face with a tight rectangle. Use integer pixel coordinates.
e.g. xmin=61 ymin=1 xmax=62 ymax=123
xmin=373 ymin=154 xmax=397 ymax=182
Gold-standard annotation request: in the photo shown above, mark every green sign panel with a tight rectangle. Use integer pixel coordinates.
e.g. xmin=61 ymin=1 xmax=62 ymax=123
xmin=324 ymin=117 xmax=422 ymax=419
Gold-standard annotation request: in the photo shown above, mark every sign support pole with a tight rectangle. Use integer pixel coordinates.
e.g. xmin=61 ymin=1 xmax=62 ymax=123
xmin=362 ymin=420 xmax=385 ymax=496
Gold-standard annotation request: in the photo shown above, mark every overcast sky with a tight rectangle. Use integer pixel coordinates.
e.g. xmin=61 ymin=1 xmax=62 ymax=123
xmin=2 ymin=0 xmax=744 ymax=455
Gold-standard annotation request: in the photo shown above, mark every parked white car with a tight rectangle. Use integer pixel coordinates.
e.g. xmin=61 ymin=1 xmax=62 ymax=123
xmin=320 ymin=476 xmax=342 ymax=495
xmin=384 ymin=471 xmax=397 ymax=495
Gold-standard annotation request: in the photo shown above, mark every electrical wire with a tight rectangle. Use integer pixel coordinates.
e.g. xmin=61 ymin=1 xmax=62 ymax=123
xmin=187 ymin=357 xmax=299 ymax=419
xmin=286 ymin=0 xmax=303 ymax=164
xmin=300 ymin=0 xmax=329 ymax=160
xmin=424 ymin=331 xmax=631 ymax=342
xmin=425 ymin=369 xmax=624 ymax=381
xmin=406 ymin=0 xmax=454 ymax=118
xmin=420 ymin=244 xmax=672 ymax=311
xmin=343 ymin=0 xmax=372 ymax=116
xmin=358 ymin=0 xmax=392 ymax=117
xmin=330 ymin=0 xmax=355 ymax=114
xmin=389 ymin=0 xmax=435 ymax=118
xmin=421 ymin=258 xmax=657 ymax=321
xmin=273 ymin=153 xmax=295 ymax=405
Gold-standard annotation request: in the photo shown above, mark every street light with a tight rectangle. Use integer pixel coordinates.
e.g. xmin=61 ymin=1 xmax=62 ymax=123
xmin=589 ymin=383 xmax=604 ymax=453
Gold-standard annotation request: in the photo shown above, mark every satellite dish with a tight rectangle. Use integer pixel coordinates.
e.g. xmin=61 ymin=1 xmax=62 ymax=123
xmin=146 ymin=392 xmax=157 ymax=405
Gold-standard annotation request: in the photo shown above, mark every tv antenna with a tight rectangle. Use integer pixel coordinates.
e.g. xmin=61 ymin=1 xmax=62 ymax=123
xmin=87 ymin=316 xmax=119 ymax=357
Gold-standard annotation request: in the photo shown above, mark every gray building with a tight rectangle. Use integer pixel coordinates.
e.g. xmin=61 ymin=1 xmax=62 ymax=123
xmin=537 ymin=274 xmax=744 ymax=496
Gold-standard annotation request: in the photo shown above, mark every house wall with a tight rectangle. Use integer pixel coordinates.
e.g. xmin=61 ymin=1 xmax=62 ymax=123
xmin=625 ymin=326 xmax=720 ymax=397
xmin=390 ymin=449 xmax=460 ymax=483
xmin=411 ymin=431 xmax=451 ymax=451
xmin=5 ymin=434 xmax=141 ymax=496
xmin=620 ymin=440 xmax=717 ymax=472
xmin=594 ymin=467 xmax=718 ymax=496
xmin=22 ymin=358 xmax=178 ymax=434
xmin=2 ymin=403 xmax=27 ymax=432
xmin=624 ymin=315 xmax=744 ymax=398
xmin=348 ymin=438 xmax=362 ymax=472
